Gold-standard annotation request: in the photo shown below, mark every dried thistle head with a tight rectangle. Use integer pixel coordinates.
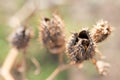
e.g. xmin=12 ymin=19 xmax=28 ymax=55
xmin=39 ymin=14 xmax=65 ymax=54
xmin=91 ymin=20 xmax=112 ymax=43
xmin=66 ymin=29 xmax=95 ymax=64
xmin=9 ymin=26 xmax=32 ymax=49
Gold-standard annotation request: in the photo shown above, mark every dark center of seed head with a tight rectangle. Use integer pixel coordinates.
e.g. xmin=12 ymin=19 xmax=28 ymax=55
xmin=44 ymin=17 xmax=50 ymax=22
xmin=79 ymin=30 xmax=89 ymax=39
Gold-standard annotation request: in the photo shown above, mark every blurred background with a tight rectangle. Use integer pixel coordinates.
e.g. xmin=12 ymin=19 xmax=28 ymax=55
xmin=0 ymin=0 xmax=119 ymax=80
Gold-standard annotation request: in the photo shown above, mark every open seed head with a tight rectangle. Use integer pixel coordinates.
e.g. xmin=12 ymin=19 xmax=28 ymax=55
xmin=66 ymin=29 xmax=95 ymax=63
xmin=40 ymin=14 xmax=65 ymax=54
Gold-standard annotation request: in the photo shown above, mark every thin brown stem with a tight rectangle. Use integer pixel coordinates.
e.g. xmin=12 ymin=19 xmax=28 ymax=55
xmin=91 ymin=58 xmax=97 ymax=65
xmin=31 ymin=57 xmax=40 ymax=75
xmin=91 ymin=58 xmax=110 ymax=76
xmin=95 ymin=48 xmax=105 ymax=59
xmin=58 ymin=53 xmax=63 ymax=65
xmin=46 ymin=64 xmax=73 ymax=80
xmin=20 ymin=49 xmax=27 ymax=80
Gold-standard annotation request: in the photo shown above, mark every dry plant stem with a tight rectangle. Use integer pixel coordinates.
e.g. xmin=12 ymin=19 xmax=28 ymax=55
xmin=58 ymin=53 xmax=63 ymax=65
xmin=47 ymin=64 xmax=73 ymax=80
xmin=47 ymin=53 xmax=66 ymax=80
xmin=21 ymin=49 xmax=27 ymax=80
xmin=91 ymin=58 xmax=101 ymax=74
xmin=1 ymin=47 xmax=18 ymax=80
xmin=95 ymin=49 xmax=105 ymax=59
xmin=31 ymin=57 xmax=40 ymax=75
xmin=9 ymin=1 xmax=36 ymax=28
xmin=91 ymin=58 xmax=97 ymax=65
xmin=1 ymin=72 xmax=14 ymax=80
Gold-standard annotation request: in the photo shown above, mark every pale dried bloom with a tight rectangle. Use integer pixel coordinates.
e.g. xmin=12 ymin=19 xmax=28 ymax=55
xmin=96 ymin=60 xmax=110 ymax=76
xmin=91 ymin=20 xmax=112 ymax=43
xmin=40 ymin=14 xmax=65 ymax=54
xmin=66 ymin=29 xmax=95 ymax=63
xmin=9 ymin=26 xmax=32 ymax=49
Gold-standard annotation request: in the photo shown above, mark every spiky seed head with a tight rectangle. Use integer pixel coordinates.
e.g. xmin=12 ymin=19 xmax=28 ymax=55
xmin=9 ymin=26 xmax=32 ymax=49
xmin=66 ymin=29 xmax=95 ymax=64
xmin=91 ymin=20 xmax=112 ymax=43
xmin=39 ymin=14 xmax=65 ymax=54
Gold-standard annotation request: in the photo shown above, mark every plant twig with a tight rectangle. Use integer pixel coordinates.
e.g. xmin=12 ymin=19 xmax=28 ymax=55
xmin=31 ymin=57 xmax=40 ymax=75
xmin=47 ymin=51 xmax=84 ymax=80
xmin=8 ymin=0 xmax=36 ymax=28
xmin=0 ymin=47 xmax=18 ymax=80
xmin=20 ymin=49 xmax=27 ymax=80
xmin=58 ymin=53 xmax=63 ymax=65
xmin=95 ymin=48 xmax=106 ymax=59
xmin=46 ymin=64 xmax=73 ymax=80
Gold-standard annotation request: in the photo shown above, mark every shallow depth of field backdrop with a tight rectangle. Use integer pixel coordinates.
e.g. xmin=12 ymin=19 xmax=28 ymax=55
xmin=0 ymin=0 xmax=119 ymax=80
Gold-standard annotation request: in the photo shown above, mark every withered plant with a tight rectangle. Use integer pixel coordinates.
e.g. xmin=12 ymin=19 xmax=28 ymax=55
xmin=39 ymin=14 xmax=65 ymax=54
xmin=66 ymin=20 xmax=112 ymax=76
xmin=39 ymin=14 xmax=70 ymax=80
xmin=0 ymin=26 xmax=33 ymax=80
xmin=42 ymin=19 xmax=112 ymax=80
xmin=39 ymin=13 xmax=113 ymax=80
xmin=39 ymin=14 xmax=66 ymax=68
xmin=2 ymin=13 xmax=112 ymax=80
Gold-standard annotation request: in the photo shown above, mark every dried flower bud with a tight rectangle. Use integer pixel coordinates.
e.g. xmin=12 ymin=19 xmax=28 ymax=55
xmin=96 ymin=60 xmax=110 ymax=76
xmin=66 ymin=29 xmax=95 ymax=63
xmin=9 ymin=26 xmax=32 ymax=49
xmin=40 ymin=14 xmax=65 ymax=54
xmin=92 ymin=20 xmax=112 ymax=43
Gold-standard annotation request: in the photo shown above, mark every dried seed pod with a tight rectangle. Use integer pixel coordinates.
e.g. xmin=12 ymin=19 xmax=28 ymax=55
xmin=66 ymin=29 xmax=95 ymax=63
xmin=9 ymin=26 xmax=32 ymax=49
xmin=91 ymin=20 xmax=112 ymax=43
xmin=40 ymin=14 xmax=65 ymax=54
xmin=96 ymin=60 xmax=110 ymax=76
